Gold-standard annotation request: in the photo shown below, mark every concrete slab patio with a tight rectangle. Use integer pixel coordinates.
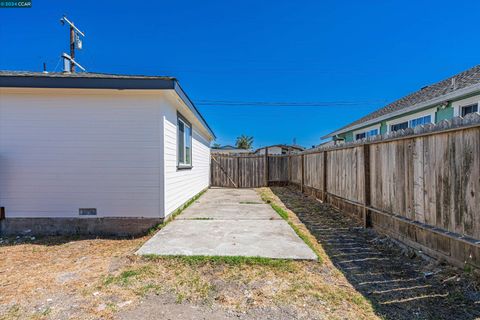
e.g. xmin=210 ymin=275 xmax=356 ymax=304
xmin=137 ymin=188 xmax=317 ymax=260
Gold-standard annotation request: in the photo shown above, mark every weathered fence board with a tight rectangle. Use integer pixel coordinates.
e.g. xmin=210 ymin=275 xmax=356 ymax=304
xmin=211 ymin=155 xmax=239 ymax=188
xmin=304 ymin=153 xmax=324 ymax=190
xmin=290 ymin=155 xmax=302 ymax=185
xmin=211 ymin=154 xmax=267 ymax=188
xmin=269 ymin=156 xmax=289 ymax=182
xmin=238 ymin=156 xmax=266 ymax=188
xmin=369 ymin=127 xmax=480 ymax=240
xmin=327 ymin=147 xmax=365 ymax=204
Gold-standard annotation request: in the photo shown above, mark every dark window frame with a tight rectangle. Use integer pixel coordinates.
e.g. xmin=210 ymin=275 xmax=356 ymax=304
xmin=354 ymin=128 xmax=378 ymax=141
xmin=355 ymin=132 xmax=366 ymax=140
xmin=390 ymin=121 xmax=409 ymax=132
xmin=177 ymin=112 xmax=193 ymax=170
xmin=460 ymin=103 xmax=479 ymax=117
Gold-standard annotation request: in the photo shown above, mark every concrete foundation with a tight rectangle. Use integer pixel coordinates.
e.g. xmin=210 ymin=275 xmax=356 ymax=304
xmin=0 ymin=217 xmax=163 ymax=237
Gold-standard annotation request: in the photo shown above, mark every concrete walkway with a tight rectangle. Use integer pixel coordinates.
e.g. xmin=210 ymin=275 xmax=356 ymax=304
xmin=137 ymin=188 xmax=316 ymax=260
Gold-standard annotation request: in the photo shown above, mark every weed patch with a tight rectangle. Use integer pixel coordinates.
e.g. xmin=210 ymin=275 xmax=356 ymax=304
xmin=259 ymin=188 xmax=322 ymax=261
xmin=148 ymin=188 xmax=207 ymax=234
xmin=104 ymin=266 xmax=153 ymax=286
xmin=142 ymin=255 xmax=295 ymax=271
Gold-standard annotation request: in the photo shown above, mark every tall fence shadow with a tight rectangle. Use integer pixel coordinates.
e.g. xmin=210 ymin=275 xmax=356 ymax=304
xmin=270 ymin=186 xmax=480 ymax=320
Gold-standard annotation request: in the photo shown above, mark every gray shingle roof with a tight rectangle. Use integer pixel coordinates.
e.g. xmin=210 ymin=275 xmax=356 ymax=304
xmin=0 ymin=70 xmax=175 ymax=80
xmin=327 ymin=64 xmax=480 ymax=137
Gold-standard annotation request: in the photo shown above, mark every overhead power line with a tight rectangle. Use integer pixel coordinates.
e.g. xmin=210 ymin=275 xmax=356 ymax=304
xmin=195 ymin=99 xmax=388 ymax=107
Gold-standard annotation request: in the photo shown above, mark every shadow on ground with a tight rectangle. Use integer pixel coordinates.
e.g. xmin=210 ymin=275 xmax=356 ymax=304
xmin=270 ymin=186 xmax=480 ymax=320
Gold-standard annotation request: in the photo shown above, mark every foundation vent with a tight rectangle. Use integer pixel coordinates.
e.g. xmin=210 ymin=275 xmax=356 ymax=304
xmin=79 ymin=208 xmax=97 ymax=216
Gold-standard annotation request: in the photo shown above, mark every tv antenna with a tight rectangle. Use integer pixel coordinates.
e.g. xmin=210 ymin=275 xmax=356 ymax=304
xmin=60 ymin=15 xmax=86 ymax=72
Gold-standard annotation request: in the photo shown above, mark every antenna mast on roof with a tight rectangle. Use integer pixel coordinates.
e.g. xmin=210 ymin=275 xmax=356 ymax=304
xmin=60 ymin=15 xmax=86 ymax=73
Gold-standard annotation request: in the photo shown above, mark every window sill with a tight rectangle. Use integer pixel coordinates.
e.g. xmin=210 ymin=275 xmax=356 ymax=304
xmin=177 ymin=165 xmax=193 ymax=170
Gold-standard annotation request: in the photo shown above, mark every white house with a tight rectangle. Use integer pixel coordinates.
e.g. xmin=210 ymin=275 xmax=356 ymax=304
xmin=211 ymin=145 xmax=252 ymax=155
xmin=0 ymin=71 xmax=215 ymax=236
xmin=254 ymin=144 xmax=304 ymax=155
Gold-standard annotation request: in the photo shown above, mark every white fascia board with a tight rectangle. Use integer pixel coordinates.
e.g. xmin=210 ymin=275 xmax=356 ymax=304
xmin=322 ymin=83 xmax=480 ymax=139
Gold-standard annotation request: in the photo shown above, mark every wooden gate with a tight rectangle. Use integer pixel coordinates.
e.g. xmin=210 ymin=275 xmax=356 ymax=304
xmin=211 ymin=154 xmax=267 ymax=188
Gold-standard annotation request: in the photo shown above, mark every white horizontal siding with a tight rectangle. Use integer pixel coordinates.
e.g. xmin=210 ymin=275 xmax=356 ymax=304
xmin=0 ymin=90 xmax=163 ymax=218
xmin=163 ymin=102 xmax=211 ymax=217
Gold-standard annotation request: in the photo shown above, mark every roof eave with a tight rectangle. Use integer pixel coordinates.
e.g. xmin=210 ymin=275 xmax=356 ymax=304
xmin=173 ymin=81 xmax=216 ymax=140
xmin=0 ymin=74 xmax=175 ymax=90
xmin=321 ymin=83 xmax=480 ymax=140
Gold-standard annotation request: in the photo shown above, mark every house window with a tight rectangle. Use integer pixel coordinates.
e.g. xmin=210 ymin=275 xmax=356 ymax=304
xmin=355 ymin=128 xmax=378 ymax=140
xmin=177 ymin=114 xmax=192 ymax=168
xmin=390 ymin=114 xmax=432 ymax=132
xmin=460 ymin=103 xmax=478 ymax=117
xmin=409 ymin=115 xmax=431 ymax=128
xmin=355 ymin=132 xmax=366 ymax=140
xmin=390 ymin=121 xmax=409 ymax=132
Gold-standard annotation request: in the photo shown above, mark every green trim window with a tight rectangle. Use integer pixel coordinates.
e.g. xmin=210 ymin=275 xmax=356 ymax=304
xmin=353 ymin=125 xmax=380 ymax=141
xmin=391 ymin=115 xmax=431 ymax=132
xmin=177 ymin=113 xmax=192 ymax=168
xmin=390 ymin=121 xmax=408 ymax=132
xmin=410 ymin=115 xmax=431 ymax=128
xmin=355 ymin=128 xmax=378 ymax=140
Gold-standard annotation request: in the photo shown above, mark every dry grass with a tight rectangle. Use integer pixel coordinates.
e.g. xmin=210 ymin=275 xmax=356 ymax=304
xmin=0 ymin=188 xmax=380 ymax=320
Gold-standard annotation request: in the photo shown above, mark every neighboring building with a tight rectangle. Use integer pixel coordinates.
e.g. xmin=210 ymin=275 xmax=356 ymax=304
xmin=322 ymin=65 xmax=480 ymax=143
xmin=254 ymin=144 xmax=304 ymax=155
xmin=211 ymin=145 xmax=252 ymax=154
xmin=312 ymin=140 xmax=336 ymax=149
xmin=0 ymin=71 xmax=215 ymax=236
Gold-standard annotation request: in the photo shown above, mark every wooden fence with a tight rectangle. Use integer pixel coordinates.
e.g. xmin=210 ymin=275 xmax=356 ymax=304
xmin=210 ymin=118 xmax=480 ymax=268
xmin=211 ymin=154 xmax=266 ymax=188
xmin=211 ymin=153 xmax=289 ymax=188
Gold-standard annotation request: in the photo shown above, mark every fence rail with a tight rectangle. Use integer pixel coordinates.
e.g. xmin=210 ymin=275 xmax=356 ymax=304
xmin=210 ymin=119 xmax=480 ymax=268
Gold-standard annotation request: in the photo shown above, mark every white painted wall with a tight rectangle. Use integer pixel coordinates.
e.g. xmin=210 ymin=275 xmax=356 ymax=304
xmin=256 ymin=146 xmax=298 ymax=155
xmin=163 ymin=93 xmax=211 ymax=217
xmin=257 ymin=146 xmax=283 ymax=155
xmin=0 ymin=89 xmax=164 ymax=218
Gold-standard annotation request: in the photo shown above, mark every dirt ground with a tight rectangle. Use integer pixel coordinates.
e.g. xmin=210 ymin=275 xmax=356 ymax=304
xmin=0 ymin=187 xmax=376 ymax=320
xmin=0 ymin=187 xmax=479 ymax=320
xmin=270 ymin=186 xmax=480 ymax=320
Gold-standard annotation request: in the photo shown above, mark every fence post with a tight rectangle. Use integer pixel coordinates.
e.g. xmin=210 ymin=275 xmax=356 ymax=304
xmin=210 ymin=156 xmax=213 ymax=187
xmin=264 ymin=148 xmax=269 ymax=187
xmin=236 ymin=156 xmax=240 ymax=188
xmin=301 ymin=153 xmax=305 ymax=193
xmin=288 ymin=155 xmax=292 ymax=185
xmin=0 ymin=207 xmax=5 ymax=220
xmin=363 ymin=144 xmax=372 ymax=228
xmin=323 ymin=151 xmax=328 ymax=202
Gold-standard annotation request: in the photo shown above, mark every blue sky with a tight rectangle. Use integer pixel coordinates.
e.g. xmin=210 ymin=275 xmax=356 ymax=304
xmin=1 ymin=0 xmax=479 ymax=148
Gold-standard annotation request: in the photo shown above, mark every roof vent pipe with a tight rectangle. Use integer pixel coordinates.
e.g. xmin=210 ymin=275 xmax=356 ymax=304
xmin=63 ymin=54 xmax=70 ymax=73
xmin=451 ymin=77 xmax=457 ymax=90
